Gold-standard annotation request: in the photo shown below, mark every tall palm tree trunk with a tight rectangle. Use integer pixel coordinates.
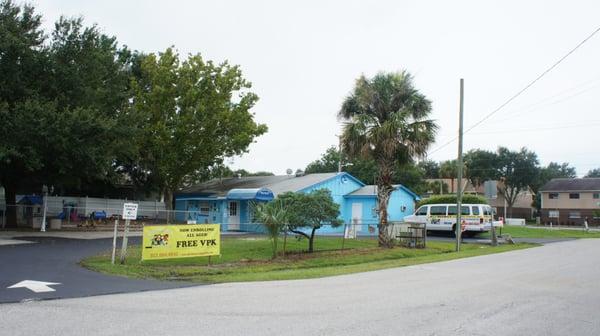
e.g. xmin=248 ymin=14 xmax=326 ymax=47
xmin=376 ymin=166 xmax=394 ymax=248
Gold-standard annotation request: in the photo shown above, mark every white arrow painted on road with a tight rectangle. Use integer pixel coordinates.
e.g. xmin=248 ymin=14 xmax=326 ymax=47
xmin=7 ymin=280 xmax=61 ymax=293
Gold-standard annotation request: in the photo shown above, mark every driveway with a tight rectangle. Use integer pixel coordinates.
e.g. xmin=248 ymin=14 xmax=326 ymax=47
xmin=0 ymin=236 xmax=193 ymax=303
xmin=1 ymin=239 xmax=599 ymax=335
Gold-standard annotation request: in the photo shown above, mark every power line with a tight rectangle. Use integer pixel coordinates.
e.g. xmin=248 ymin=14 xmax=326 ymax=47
xmin=428 ymin=25 xmax=600 ymax=156
xmin=435 ymin=120 xmax=600 ymax=137
xmin=468 ymin=121 xmax=600 ymax=135
xmin=494 ymin=79 xmax=600 ymax=122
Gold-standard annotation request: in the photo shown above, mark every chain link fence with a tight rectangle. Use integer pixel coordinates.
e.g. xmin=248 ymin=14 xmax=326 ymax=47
xmin=0 ymin=204 xmax=193 ymax=230
xmin=0 ymin=205 xmax=427 ymax=247
xmin=0 ymin=204 xmax=383 ymax=232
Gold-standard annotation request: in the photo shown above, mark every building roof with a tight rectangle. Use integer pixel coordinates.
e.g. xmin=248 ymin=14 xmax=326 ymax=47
xmin=177 ymin=173 xmax=341 ymax=197
xmin=539 ymin=178 xmax=600 ymax=192
xmin=346 ymin=184 xmax=420 ymax=200
xmin=16 ymin=195 xmax=43 ymax=205
xmin=226 ymin=188 xmax=274 ymax=201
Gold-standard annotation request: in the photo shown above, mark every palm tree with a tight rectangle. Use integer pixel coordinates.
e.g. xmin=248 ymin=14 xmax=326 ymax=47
xmin=252 ymin=200 xmax=289 ymax=259
xmin=439 ymin=160 xmax=457 ymax=193
xmin=339 ymin=71 xmax=437 ymax=247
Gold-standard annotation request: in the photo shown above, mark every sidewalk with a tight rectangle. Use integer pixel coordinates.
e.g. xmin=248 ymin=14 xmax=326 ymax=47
xmin=0 ymin=229 xmax=247 ymax=243
xmin=522 ymin=224 xmax=600 ymax=232
xmin=0 ymin=230 xmax=143 ymax=240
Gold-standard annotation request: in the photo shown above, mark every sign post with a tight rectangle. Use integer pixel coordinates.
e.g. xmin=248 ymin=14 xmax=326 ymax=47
xmin=483 ymin=180 xmax=499 ymax=244
xmin=120 ymin=203 xmax=138 ymax=264
xmin=111 ymin=218 xmax=118 ymax=264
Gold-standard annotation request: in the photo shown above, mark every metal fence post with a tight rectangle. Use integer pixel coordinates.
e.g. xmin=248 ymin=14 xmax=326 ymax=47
xmin=120 ymin=219 xmax=130 ymax=264
xmin=111 ymin=219 xmax=118 ymax=264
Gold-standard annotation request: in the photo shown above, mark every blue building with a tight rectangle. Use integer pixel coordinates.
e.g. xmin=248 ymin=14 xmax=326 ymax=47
xmin=175 ymin=172 xmax=420 ymax=235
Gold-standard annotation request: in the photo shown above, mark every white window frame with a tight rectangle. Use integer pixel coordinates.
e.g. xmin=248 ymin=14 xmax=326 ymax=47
xmin=549 ymin=210 xmax=559 ymax=218
xmin=199 ymin=202 xmax=210 ymax=216
xmin=229 ymin=202 xmax=238 ymax=216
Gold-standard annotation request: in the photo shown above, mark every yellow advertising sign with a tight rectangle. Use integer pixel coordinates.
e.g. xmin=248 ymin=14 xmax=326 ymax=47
xmin=142 ymin=224 xmax=220 ymax=260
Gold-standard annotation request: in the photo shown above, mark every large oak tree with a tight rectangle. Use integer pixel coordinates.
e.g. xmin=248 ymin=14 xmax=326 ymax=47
xmin=126 ymin=48 xmax=267 ymax=210
xmin=0 ymin=1 xmax=133 ymax=226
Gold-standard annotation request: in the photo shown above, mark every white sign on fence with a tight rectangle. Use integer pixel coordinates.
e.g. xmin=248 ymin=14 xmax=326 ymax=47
xmin=344 ymin=223 xmax=357 ymax=239
xmin=122 ymin=203 xmax=138 ymax=220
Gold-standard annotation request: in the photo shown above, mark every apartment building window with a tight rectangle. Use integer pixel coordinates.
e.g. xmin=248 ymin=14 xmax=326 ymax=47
xmin=549 ymin=210 xmax=559 ymax=218
xmin=569 ymin=211 xmax=581 ymax=219
xmin=569 ymin=193 xmax=580 ymax=199
xmin=549 ymin=193 xmax=559 ymax=199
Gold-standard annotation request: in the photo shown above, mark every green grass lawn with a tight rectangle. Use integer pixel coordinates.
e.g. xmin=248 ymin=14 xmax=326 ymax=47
xmin=81 ymin=236 xmax=534 ymax=283
xmin=489 ymin=225 xmax=600 ymax=239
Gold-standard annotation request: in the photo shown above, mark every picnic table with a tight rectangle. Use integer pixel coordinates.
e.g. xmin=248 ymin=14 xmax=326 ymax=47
xmin=396 ymin=223 xmax=427 ymax=248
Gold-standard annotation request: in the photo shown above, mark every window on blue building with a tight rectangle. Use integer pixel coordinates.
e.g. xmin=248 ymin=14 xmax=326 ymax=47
xmin=199 ymin=202 xmax=210 ymax=216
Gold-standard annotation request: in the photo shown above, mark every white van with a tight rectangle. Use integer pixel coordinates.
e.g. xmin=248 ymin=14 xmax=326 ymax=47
xmin=403 ymin=203 xmax=503 ymax=235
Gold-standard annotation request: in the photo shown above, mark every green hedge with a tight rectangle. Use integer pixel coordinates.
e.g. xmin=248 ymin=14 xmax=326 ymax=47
xmin=417 ymin=194 xmax=488 ymax=207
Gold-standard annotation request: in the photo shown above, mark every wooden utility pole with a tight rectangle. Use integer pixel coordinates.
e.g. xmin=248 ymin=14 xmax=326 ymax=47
xmin=456 ymin=79 xmax=464 ymax=252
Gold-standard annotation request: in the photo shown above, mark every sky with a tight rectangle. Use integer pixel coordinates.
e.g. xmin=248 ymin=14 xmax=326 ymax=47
xmin=34 ymin=0 xmax=600 ymax=176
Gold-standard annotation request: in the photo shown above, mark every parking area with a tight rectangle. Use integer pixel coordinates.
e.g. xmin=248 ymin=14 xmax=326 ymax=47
xmin=0 ymin=235 xmax=194 ymax=303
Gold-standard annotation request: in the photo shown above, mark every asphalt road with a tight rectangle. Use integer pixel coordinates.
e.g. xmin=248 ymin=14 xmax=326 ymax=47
xmin=0 ymin=232 xmax=570 ymax=304
xmin=1 ymin=239 xmax=598 ymax=336
xmin=0 ymin=236 xmax=193 ymax=303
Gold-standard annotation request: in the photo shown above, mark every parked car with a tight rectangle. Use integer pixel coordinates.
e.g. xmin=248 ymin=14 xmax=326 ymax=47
xmin=403 ymin=203 xmax=503 ymax=235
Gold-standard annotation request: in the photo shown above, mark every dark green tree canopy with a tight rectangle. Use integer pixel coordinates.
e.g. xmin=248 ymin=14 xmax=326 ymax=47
xmin=1 ymin=1 xmax=135 ymax=226
xmin=0 ymin=0 xmax=46 ymax=103
xmin=464 ymin=149 xmax=500 ymax=188
xmin=279 ymin=189 xmax=342 ymax=229
xmin=304 ymin=146 xmax=379 ymax=184
xmin=495 ymin=147 xmax=539 ymax=217
xmin=418 ymin=160 xmax=440 ymax=179
xmin=585 ymin=168 xmax=600 ymax=178
xmin=278 ymin=189 xmax=342 ymax=252
xmin=49 ymin=17 xmax=133 ymax=115
xmin=305 ymin=146 xmax=340 ymax=174
xmin=535 ymin=162 xmax=577 ymax=191
xmin=0 ymin=0 xmax=268 ymax=228
xmin=127 ymin=48 xmax=267 ymax=207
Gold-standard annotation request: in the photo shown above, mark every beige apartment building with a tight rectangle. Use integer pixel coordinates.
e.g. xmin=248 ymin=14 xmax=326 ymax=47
xmin=540 ymin=178 xmax=600 ymax=225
